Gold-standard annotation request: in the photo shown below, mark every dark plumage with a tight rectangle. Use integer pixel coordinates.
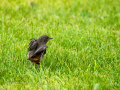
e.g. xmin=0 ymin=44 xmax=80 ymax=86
xmin=27 ymin=35 xmax=53 ymax=68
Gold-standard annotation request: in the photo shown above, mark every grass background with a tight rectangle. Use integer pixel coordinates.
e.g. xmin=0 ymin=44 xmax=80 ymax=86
xmin=0 ymin=0 xmax=120 ymax=89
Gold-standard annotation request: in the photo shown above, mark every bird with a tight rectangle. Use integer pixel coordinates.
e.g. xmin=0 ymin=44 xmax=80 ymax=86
xmin=27 ymin=35 xmax=53 ymax=68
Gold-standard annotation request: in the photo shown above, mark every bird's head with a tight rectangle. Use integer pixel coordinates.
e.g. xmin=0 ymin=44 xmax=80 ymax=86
xmin=38 ymin=35 xmax=53 ymax=43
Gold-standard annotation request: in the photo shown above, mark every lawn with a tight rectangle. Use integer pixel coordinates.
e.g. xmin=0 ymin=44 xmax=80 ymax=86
xmin=0 ymin=0 xmax=120 ymax=89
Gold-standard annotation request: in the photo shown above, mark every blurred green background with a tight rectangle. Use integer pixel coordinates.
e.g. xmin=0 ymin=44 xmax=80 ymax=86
xmin=0 ymin=0 xmax=120 ymax=89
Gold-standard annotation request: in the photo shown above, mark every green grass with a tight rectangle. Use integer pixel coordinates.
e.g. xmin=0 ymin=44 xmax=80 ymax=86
xmin=0 ymin=0 xmax=120 ymax=89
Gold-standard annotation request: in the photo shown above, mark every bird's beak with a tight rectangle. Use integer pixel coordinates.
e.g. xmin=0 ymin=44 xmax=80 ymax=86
xmin=49 ymin=38 xmax=53 ymax=39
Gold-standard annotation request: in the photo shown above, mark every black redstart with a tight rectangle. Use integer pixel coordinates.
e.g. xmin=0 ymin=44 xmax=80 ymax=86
xmin=27 ymin=35 xmax=53 ymax=68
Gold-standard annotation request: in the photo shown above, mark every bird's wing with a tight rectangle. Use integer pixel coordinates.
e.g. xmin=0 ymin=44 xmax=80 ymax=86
xmin=34 ymin=45 xmax=48 ymax=55
xmin=29 ymin=39 xmax=38 ymax=50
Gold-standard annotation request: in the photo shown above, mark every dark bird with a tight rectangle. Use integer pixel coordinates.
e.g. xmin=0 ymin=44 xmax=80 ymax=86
xmin=27 ymin=35 xmax=53 ymax=68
